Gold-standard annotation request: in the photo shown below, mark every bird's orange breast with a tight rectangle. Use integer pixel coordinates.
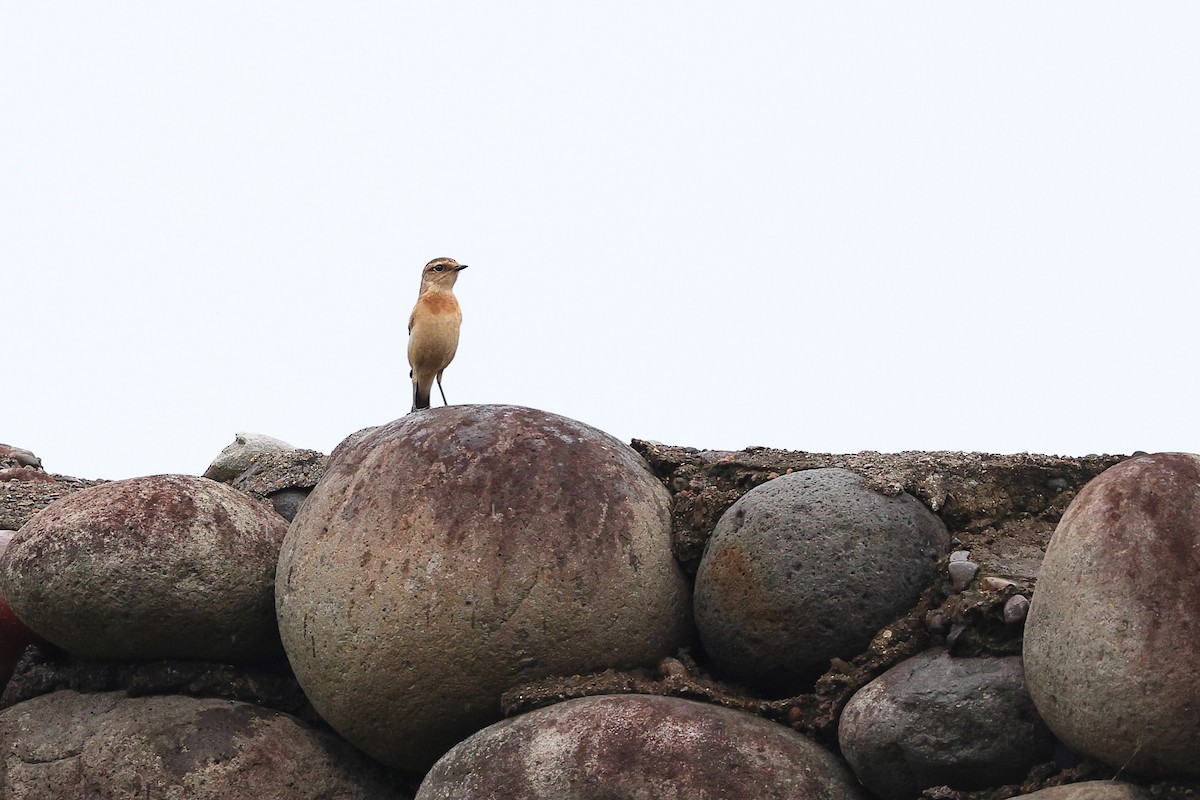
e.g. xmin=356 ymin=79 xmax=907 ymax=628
xmin=418 ymin=292 xmax=461 ymax=317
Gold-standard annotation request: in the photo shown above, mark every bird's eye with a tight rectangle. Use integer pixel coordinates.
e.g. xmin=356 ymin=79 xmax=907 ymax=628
xmin=432 ymin=264 xmax=445 ymax=272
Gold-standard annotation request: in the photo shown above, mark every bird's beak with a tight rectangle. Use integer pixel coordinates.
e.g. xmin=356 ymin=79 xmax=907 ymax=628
xmin=455 ymin=265 xmax=469 ymax=271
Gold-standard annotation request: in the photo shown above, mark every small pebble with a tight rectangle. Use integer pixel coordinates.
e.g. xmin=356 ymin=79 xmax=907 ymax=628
xmin=946 ymin=623 xmax=966 ymax=648
xmin=1046 ymin=477 xmax=1069 ymax=491
xmin=1003 ymin=594 xmax=1030 ymax=624
xmin=981 ymin=576 xmax=1017 ymax=591
xmin=658 ymin=657 xmax=688 ymax=679
xmin=924 ymin=610 xmax=948 ymax=634
xmin=949 ymin=550 xmax=971 ymax=563
xmin=948 ymin=560 xmax=979 ymax=591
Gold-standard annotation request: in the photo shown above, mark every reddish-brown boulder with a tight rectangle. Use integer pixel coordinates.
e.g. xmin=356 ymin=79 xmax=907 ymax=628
xmin=0 ymin=690 xmax=404 ymax=798
xmin=277 ymin=406 xmax=692 ymax=771
xmin=416 ymin=694 xmax=864 ymax=800
xmin=0 ymin=475 xmax=289 ymax=662
xmin=1025 ymin=452 xmax=1200 ymax=777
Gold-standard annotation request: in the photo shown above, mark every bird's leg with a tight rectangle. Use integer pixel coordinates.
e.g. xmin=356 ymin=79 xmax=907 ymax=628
xmin=436 ymin=371 xmax=449 ymax=406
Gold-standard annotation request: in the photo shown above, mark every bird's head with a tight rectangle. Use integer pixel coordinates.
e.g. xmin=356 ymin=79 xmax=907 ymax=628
xmin=420 ymin=257 xmax=468 ymax=291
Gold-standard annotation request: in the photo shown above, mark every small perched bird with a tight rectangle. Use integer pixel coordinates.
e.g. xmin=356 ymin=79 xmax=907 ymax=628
xmin=407 ymin=257 xmax=468 ymax=411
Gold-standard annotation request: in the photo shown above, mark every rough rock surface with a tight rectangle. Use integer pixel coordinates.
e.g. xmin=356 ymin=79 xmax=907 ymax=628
xmin=203 ymin=432 xmax=295 ymax=482
xmin=277 ymin=406 xmax=692 ymax=772
xmin=0 ymin=690 xmax=405 ymax=799
xmin=0 ymin=441 xmax=1151 ymax=797
xmin=416 ymin=693 xmax=864 ymax=800
xmin=0 ymin=475 xmax=103 ymax=531
xmin=694 ymin=468 xmax=949 ymax=693
xmin=0 ymin=445 xmax=43 ymax=471
xmin=231 ymin=448 xmax=327 ymax=497
xmin=1014 ymin=783 xmax=1151 ymax=800
xmin=632 ymin=442 xmax=1125 ymax=576
xmin=1024 ymin=452 xmax=1200 ymax=778
xmin=0 ymin=532 xmax=40 ymax=688
xmin=838 ymin=648 xmax=1054 ymax=800
xmin=0 ymin=641 xmax=317 ymax=724
xmin=0 ymin=475 xmax=289 ymax=662
xmin=231 ymin=448 xmax=327 ymax=521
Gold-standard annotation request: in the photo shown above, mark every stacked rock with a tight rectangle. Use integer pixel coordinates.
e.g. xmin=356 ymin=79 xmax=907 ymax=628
xmin=3 ymin=415 xmax=1199 ymax=797
xmin=0 ymin=472 xmax=401 ymax=797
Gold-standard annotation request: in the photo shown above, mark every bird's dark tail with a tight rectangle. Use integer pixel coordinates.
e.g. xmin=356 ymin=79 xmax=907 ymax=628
xmin=412 ymin=381 xmax=431 ymax=412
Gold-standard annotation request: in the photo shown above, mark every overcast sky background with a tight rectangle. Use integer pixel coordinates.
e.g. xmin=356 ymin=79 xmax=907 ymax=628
xmin=4 ymin=4 xmax=1198 ymax=480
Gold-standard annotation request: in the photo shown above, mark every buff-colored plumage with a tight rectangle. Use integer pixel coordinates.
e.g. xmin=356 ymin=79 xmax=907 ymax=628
xmin=407 ymin=257 xmax=467 ymax=411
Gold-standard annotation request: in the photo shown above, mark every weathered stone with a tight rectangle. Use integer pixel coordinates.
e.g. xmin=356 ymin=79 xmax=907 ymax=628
xmin=694 ymin=468 xmax=949 ymax=694
xmin=1015 ymin=781 xmax=1150 ymax=800
xmin=1025 ymin=452 xmax=1200 ymax=777
xmin=0 ymin=474 xmax=288 ymax=662
xmin=231 ymin=448 xmax=327 ymax=497
xmin=0 ymin=690 xmax=405 ymax=799
xmin=416 ymin=694 xmax=864 ymax=800
xmin=838 ymin=648 xmax=1054 ymax=800
xmin=0 ymin=476 xmax=102 ymax=532
xmin=631 ymin=442 xmax=1126 ymax=578
xmin=949 ymin=559 xmax=980 ymax=591
xmin=265 ymin=488 xmax=310 ymax=522
xmin=0 ymin=445 xmax=42 ymax=470
xmin=0 ymin=641 xmax=317 ymax=725
xmin=0 ymin=532 xmax=40 ymax=689
xmin=1003 ymin=594 xmax=1030 ymax=624
xmin=203 ymin=433 xmax=294 ymax=483
xmin=276 ymin=406 xmax=691 ymax=772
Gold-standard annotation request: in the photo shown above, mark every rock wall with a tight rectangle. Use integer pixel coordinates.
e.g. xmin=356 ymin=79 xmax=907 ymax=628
xmin=0 ymin=423 xmax=1197 ymax=799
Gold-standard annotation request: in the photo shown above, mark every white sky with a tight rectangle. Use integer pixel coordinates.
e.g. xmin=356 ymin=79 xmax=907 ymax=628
xmin=3 ymin=4 xmax=1198 ymax=480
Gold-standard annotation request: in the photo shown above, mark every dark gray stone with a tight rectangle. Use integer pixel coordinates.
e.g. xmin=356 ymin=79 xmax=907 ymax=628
xmin=266 ymin=488 xmax=310 ymax=522
xmin=949 ymin=559 xmax=979 ymax=591
xmin=838 ymin=648 xmax=1055 ymax=800
xmin=277 ymin=406 xmax=692 ymax=772
xmin=0 ymin=690 xmax=405 ymax=799
xmin=1025 ymin=452 xmax=1200 ymax=777
xmin=694 ymin=468 xmax=949 ymax=694
xmin=417 ymin=694 xmax=864 ymax=800
xmin=1003 ymin=594 xmax=1030 ymax=624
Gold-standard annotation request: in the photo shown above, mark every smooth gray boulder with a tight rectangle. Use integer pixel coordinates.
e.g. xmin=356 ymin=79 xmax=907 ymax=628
xmin=0 ymin=690 xmax=404 ymax=799
xmin=417 ymin=694 xmax=864 ymax=800
xmin=1025 ymin=452 xmax=1200 ymax=777
xmin=276 ymin=406 xmax=692 ymax=772
xmin=0 ymin=474 xmax=288 ymax=661
xmin=694 ymin=468 xmax=949 ymax=693
xmin=839 ymin=648 xmax=1054 ymax=800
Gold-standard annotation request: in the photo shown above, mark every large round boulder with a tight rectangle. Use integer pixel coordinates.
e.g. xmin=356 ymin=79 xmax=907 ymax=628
xmin=0 ymin=690 xmax=403 ymax=799
xmin=416 ymin=694 xmax=864 ymax=800
xmin=1024 ymin=452 xmax=1200 ymax=777
xmin=838 ymin=648 xmax=1055 ymax=800
xmin=0 ymin=474 xmax=288 ymax=662
xmin=276 ymin=405 xmax=691 ymax=772
xmin=694 ymin=468 xmax=948 ymax=694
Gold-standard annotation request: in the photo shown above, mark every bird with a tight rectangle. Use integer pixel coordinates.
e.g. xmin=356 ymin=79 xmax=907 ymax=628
xmin=407 ymin=257 xmax=468 ymax=411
